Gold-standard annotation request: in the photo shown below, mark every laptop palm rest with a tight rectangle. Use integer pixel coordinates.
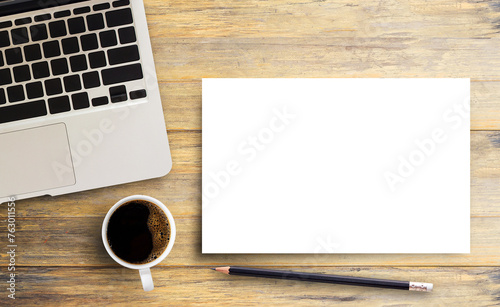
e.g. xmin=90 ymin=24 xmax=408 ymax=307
xmin=0 ymin=123 xmax=76 ymax=198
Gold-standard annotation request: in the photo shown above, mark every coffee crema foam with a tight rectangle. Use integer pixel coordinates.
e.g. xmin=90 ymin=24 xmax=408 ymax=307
xmin=142 ymin=201 xmax=171 ymax=264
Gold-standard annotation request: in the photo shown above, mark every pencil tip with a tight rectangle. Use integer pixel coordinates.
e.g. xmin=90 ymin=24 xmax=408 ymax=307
xmin=211 ymin=268 xmax=216 ymax=270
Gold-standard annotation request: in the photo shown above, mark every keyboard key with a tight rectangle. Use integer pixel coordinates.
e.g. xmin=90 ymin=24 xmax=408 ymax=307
xmin=109 ymin=85 xmax=127 ymax=102
xmin=101 ymin=63 xmax=143 ymax=85
xmin=50 ymin=58 xmax=69 ymax=76
xmin=42 ymin=41 xmax=61 ymax=58
xmin=45 ymin=78 xmax=63 ymax=96
xmin=74 ymin=7 xmax=91 ymax=15
xmin=30 ymin=24 xmax=48 ymax=42
xmin=0 ymin=88 xmax=5 ymax=104
xmin=113 ymin=0 xmax=130 ymax=8
xmin=0 ymin=68 xmax=12 ymax=85
xmin=80 ymin=33 xmax=98 ymax=51
xmin=92 ymin=96 xmax=108 ymax=106
xmin=118 ymin=26 xmax=136 ymax=44
xmin=0 ymin=31 xmax=10 ymax=47
xmin=11 ymin=27 xmax=29 ymax=45
xmin=32 ymin=62 xmax=50 ymax=79
xmin=13 ymin=65 xmax=31 ymax=82
xmin=0 ymin=21 xmax=12 ymax=29
xmin=5 ymin=48 xmax=23 ymax=65
xmin=106 ymin=9 xmax=133 ymax=28
xmin=49 ymin=20 xmax=67 ymax=38
xmin=68 ymin=17 xmax=86 ymax=34
xmin=93 ymin=3 xmax=110 ymax=11
xmin=0 ymin=52 xmax=3 ymax=66
xmin=63 ymin=75 xmax=81 ymax=92
xmin=54 ymin=10 xmax=71 ymax=18
xmin=26 ymin=82 xmax=44 ymax=99
xmin=24 ymin=44 xmax=42 ymax=61
xmin=107 ymin=45 xmax=139 ymax=65
xmin=48 ymin=96 xmax=71 ymax=114
xmin=82 ymin=71 xmax=100 ymax=88
xmin=7 ymin=85 xmax=25 ymax=102
xmin=87 ymin=14 xmax=105 ymax=31
xmin=88 ymin=51 xmax=106 ymax=68
xmin=72 ymin=92 xmax=90 ymax=109
xmin=34 ymin=14 xmax=51 ymax=22
xmin=69 ymin=54 xmax=88 ymax=72
xmin=99 ymin=30 xmax=117 ymax=47
xmin=130 ymin=89 xmax=147 ymax=100
xmin=0 ymin=100 xmax=47 ymax=124
xmin=15 ymin=17 xmax=32 ymax=26
xmin=62 ymin=37 xmax=80 ymax=54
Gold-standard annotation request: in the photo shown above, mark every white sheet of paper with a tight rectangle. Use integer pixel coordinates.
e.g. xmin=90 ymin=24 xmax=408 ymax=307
xmin=202 ymin=78 xmax=470 ymax=254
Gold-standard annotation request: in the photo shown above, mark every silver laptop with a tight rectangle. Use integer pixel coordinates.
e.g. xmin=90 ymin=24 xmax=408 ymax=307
xmin=0 ymin=0 xmax=172 ymax=203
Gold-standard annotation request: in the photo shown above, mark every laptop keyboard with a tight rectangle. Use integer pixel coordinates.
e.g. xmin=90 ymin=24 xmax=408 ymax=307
xmin=0 ymin=0 xmax=149 ymax=125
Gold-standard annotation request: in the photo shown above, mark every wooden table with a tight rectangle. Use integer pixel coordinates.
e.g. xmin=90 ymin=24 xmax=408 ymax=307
xmin=2 ymin=0 xmax=500 ymax=305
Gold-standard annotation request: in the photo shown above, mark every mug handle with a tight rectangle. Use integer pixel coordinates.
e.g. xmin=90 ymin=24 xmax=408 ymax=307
xmin=139 ymin=268 xmax=154 ymax=291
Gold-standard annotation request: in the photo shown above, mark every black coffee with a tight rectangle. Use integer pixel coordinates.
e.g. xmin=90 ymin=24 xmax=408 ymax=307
xmin=107 ymin=200 xmax=171 ymax=264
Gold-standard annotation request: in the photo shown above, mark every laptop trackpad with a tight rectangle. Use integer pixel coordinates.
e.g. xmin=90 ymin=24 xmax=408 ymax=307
xmin=0 ymin=123 xmax=76 ymax=198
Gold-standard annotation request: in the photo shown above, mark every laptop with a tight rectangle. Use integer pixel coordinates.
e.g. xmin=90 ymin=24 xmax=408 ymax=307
xmin=0 ymin=0 xmax=172 ymax=203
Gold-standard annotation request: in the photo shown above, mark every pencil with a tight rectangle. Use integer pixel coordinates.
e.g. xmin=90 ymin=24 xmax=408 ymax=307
xmin=212 ymin=266 xmax=433 ymax=292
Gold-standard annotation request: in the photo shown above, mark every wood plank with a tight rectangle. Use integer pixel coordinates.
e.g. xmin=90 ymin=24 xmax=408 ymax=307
xmin=8 ymin=266 xmax=500 ymax=305
xmin=142 ymin=0 xmax=500 ymax=39
xmin=0 ymin=216 xmax=497 ymax=267
xmin=159 ymin=80 xmax=500 ymax=131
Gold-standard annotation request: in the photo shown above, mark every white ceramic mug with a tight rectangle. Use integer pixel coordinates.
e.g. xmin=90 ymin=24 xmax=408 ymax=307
xmin=102 ymin=195 xmax=176 ymax=291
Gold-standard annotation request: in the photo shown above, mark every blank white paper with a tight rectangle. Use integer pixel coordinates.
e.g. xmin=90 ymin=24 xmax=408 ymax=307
xmin=202 ymin=78 xmax=470 ymax=254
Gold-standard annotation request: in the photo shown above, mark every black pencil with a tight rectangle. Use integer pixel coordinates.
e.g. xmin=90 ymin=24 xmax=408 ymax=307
xmin=212 ymin=266 xmax=433 ymax=292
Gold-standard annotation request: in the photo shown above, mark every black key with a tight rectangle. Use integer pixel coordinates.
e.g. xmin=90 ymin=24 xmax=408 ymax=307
xmin=74 ymin=7 xmax=91 ymax=15
xmin=48 ymin=96 xmax=71 ymax=114
xmin=101 ymin=63 xmax=143 ymax=85
xmin=106 ymin=9 xmax=133 ymax=28
xmin=118 ymin=26 xmax=136 ymax=44
xmin=93 ymin=3 xmax=110 ymax=11
xmin=0 ymin=88 xmax=5 ymax=104
xmin=13 ymin=65 xmax=31 ymax=82
xmin=88 ymin=51 xmax=106 ymax=68
xmin=0 ymin=100 xmax=47 ymax=124
xmin=24 ymin=44 xmax=42 ymax=61
xmin=0 ymin=21 xmax=12 ymax=29
xmin=50 ymin=58 xmax=69 ymax=76
xmin=69 ymin=54 xmax=87 ymax=72
xmin=32 ymin=62 xmax=50 ymax=79
xmin=80 ymin=33 xmax=98 ymax=51
xmin=72 ymin=92 xmax=90 ymax=109
xmin=82 ymin=71 xmax=100 ymax=88
xmin=68 ymin=17 xmax=86 ymax=34
xmin=42 ymin=41 xmax=61 ymax=58
xmin=11 ymin=27 xmax=29 ymax=45
xmin=30 ymin=24 xmax=48 ymax=42
xmin=45 ymin=78 xmax=63 ymax=96
xmin=92 ymin=96 xmax=108 ymax=106
xmin=7 ymin=85 xmax=25 ymax=102
xmin=113 ymin=0 xmax=130 ymax=8
xmin=87 ymin=14 xmax=105 ymax=31
xmin=63 ymin=75 xmax=81 ymax=92
xmin=49 ymin=20 xmax=67 ymax=38
xmin=99 ymin=30 xmax=117 ymax=47
xmin=0 ymin=31 xmax=10 ymax=47
xmin=54 ymin=10 xmax=71 ymax=18
xmin=26 ymin=81 xmax=44 ymax=99
xmin=0 ymin=51 xmax=3 ymax=66
xmin=0 ymin=68 xmax=12 ymax=85
xmin=62 ymin=37 xmax=80 ymax=54
xmin=130 ymin=89 xmax=147 ymax=100
xmin=34 ymin=14 xmax=51 ymax=22
xmin=109 ymin=85 xmax=127 ymax=102
xmin=15 ymin=18 xmax=32 ymax=26
xmin=5 ymin=47 xmax=23 ymax=65
xmin=107 ymin=45 xmax=139 ymax=65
